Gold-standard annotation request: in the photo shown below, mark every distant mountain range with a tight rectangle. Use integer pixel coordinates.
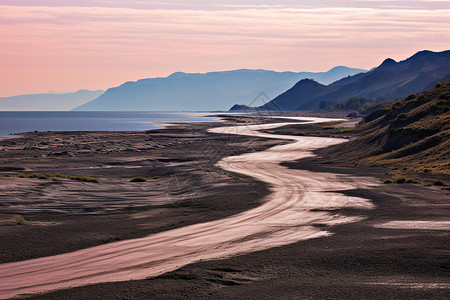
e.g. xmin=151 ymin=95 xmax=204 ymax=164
xmin=234 ymin=50 xmax=450 ymax=111
xmin=72 ymin=67 xmax=366 ymax=111
xmin=0 ymin=90 xmax=104 ymax=111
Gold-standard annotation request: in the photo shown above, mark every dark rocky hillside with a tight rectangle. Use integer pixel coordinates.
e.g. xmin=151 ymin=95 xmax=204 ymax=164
xmin=319 ymin=81 xmax=450 ymax=174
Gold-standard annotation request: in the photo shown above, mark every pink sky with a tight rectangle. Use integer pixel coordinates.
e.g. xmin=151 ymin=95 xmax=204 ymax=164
xmin=1 ymin=0 xmax=449 ymax=96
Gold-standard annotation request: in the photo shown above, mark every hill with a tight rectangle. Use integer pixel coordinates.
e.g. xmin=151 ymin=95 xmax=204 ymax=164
xmin=0 ymin=90 xmax=104 ymax=111
xmin=319 ymin=81 xmax=450 ymax=174
xmin=72 ymin=67 xmax=366 ymax=111
xmin=240 ymin=50 xmax=450 ymax=111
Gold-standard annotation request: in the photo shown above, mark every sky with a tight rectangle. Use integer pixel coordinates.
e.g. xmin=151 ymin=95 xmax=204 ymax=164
xmin=1 ymin=0 xmax=449 ymax=96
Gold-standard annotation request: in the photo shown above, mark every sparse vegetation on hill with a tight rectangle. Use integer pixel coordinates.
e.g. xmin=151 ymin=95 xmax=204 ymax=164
xmin=326 ymin=82 xmax=450 ymax=174
xmin=320 ymin=97 xmax=381 ymax=112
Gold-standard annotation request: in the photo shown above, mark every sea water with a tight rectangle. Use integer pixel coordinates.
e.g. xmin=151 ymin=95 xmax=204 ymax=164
xmin=0 ymin=111 xmax=221 ymax=138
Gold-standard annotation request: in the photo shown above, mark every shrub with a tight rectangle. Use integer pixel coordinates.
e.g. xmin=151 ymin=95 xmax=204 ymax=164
xmin=152 ymin=176 xmax=160 ymax=179
xmin=19 ymin=173 xmax=48 ymax=179
xmin=396 ymin=113 xmax=407 ymax=120
xmin=80 ymin=176 xmax=99 ymax=183
xmin=433 ymin=181 xmax=445 ymax=186
xmin=15 ymin=215 xmax=25 ymax=225
xmin=438 ymin=93 xmax=449 ymax=100
xmin=250 ymin=190 xmax=258 ymax=194
xmin=383 ymin=179 xmax=393 ymax=184
xmin=392 ymin=102 xmax=402 ymax=109
xmin=393 ymin=176 xmax=407 ymax=183
xmin=406 ymin=94 xmax=416 ymax=100
xmin=338 ymin=128 xmax=354 ymax=134
xmin=294 ymin=131 xmax=306 ymax=136
xmin=332 ymin=97 xmax=378 ymax=111
xmin=69 ymin=175 xmax=99 ymax=183
xmin=435 ymin=82 xmax=442 ymax=88
xmin=5 ymin=173 xmax=98 ymax=183
xmin=47 ymin=173 xmax=68 ymax=178
xmin=10 ymin=173 xmax=49 ymax=179
xmin=130 ymin=176 xmax=147 ymax=182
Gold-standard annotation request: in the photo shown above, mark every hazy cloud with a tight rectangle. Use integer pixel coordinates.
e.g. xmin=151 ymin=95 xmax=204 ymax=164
xmin=0 ymin=1 xmax=449 ymax=95
xmin=1 ymin=0 xmax=449 ymax=10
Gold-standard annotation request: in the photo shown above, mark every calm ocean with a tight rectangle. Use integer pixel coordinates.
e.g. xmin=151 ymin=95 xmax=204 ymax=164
xmin=0 ymin=111 xmax=221 ymax=138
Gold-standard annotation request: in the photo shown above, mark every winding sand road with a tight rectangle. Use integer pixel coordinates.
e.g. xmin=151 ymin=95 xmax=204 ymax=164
xmin=0 ymin=117 xmax=377 ymax=299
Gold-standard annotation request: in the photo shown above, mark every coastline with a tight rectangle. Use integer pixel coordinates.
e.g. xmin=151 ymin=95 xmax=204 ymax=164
xmin=0 ymin=111 xmax=223 ymax=139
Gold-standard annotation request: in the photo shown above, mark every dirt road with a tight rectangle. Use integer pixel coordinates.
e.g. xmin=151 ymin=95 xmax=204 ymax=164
xmin=0 ymin=117 xmax=377 ymax=299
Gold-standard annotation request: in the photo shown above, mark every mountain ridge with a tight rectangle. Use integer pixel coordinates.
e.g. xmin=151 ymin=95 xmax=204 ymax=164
xmin=72 ymin=67 xmax=366 ymax=111
xmin=0 ymin=90 xmax=105 ymax=111
xmin=244 ymin=50 xmax=450 ymax=111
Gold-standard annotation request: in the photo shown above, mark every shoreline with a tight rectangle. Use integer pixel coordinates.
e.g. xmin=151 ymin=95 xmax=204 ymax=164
xmin=0 ymin=111 xmax=225 ymax=140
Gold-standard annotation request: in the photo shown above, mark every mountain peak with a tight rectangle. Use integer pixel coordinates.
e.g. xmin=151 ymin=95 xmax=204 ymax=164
xmin=410 ymin=50 xmax=433 ymax=59
xmin=379 ymin=58 xmax=397 ymax=68
xmin=297 ymin=78 xmax=320 ymax=85
xmin=291 ymin=78 xmax=326 ymax=89
xmin=168 ymin=72 xmax=186 ymax=78
xmin=327 ymin=66 xmax=350 ymax=72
